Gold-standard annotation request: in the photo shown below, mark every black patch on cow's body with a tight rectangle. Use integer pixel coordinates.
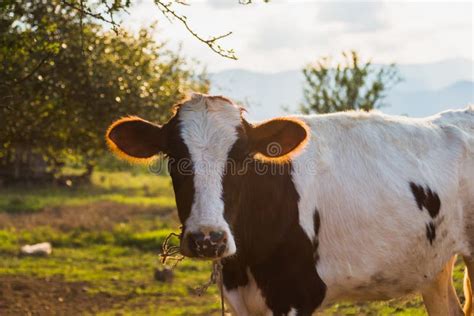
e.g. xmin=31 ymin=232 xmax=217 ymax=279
xmin=424 ymin=188 xmax=441 ymax=219
xmin=409 ymin=182 xmax=441 ymax=245
xmin=313 ymin=209 xmax=321 ymax=240
xmin=409 ymin=182 xmax=425 ymax=210
xmin=313 ymin=209 xmax=321 ymax=262
xmin=221 ymin=256 xmax=248 ymax=289
xmin=409 ymin=182 xmax=441 ymax=219
xmin=426 ymin=222 xmax=436 ymax=245
xmin=222 ymin=147 xmax=326 ymax=315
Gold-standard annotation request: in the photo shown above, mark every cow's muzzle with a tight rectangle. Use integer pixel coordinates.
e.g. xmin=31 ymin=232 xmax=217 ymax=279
xmin=183 ymin=229 xmax=228 ymax=259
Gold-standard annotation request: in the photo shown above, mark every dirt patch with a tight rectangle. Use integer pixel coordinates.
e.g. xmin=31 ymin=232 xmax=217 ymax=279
xmin=0 ymin=275 xmax=126 ymax=315
xmin=0 ymin=202 xmax=175 ymax=231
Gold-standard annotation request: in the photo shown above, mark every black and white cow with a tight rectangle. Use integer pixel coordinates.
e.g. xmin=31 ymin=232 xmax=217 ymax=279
xmin=106 ymin=93 xmax=474 ymax=316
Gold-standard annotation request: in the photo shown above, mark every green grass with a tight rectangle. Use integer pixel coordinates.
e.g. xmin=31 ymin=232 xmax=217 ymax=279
xmin=0 ymin=226 xmax=179 ymax=254
xmin=0 ymin=171 xmax=176 ymax=213
xmin=0 ymin=246 xmax=212 ymax=296
xmin=0 ymin=170 xmax=220 ymax=315
xmin=0 ymin=170 xmax=467 ymax=315
xmin=0 ymin=246 xmax=220 ymax=315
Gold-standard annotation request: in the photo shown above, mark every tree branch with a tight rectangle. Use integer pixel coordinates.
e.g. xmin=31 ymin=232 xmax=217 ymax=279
xmin=0 ymin=54 xmax=51 ymax=87
xmin=154 ymin=0 xmax=237 ymax=60
xmin=61 ymin=0 xmax=241 ymax=60
xmin=61 ymin=0 xmax=121 ymax=30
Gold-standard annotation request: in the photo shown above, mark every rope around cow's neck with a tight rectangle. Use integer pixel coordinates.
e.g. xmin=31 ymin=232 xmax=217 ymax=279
xmin=160 ymin=232 xmax=225 ymax=315
xmin=194 ymin=260 xmax=225 ymax=316
xmin=218 ymin=260 xmax=225 ymax=316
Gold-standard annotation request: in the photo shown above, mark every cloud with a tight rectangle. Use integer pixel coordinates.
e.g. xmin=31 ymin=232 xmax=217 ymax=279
xmin=127 ymin=1 xmax=472 ymax=72
xmin=317 ymin=1 xmax=388 ymax=32
xmin=248 ymin=2 xmax=330 ymax=52
xmin=250 ymin=22 xmax=312 ymax=51
xmin=206 ymin=0 xmax=241 ymax=10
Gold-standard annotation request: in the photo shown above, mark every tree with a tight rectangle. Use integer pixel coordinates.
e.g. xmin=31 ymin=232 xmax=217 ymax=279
xmin=58 ymin=0 xmax=269 ymax=60
xmin=0 ymin=0 xmax=208 ymax=184
xmin=300 ymin=51 xmax=401 ymax=114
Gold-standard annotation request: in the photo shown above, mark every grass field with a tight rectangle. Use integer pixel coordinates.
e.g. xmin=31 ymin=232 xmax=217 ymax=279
xmin=0 ymin=170 xmax=466 ymax=315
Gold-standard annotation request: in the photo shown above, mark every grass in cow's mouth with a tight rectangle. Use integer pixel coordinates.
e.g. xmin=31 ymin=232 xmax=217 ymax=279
xmin=0 ymin=171 xmax=467 ymax=315
xmin=160 ymin=232 xmax=185 ymax=268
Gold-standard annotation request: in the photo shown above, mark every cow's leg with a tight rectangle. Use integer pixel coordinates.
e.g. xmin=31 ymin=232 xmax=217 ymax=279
xmin=463 ymin=257 xmax=474 ymax=315
xmin=422 ymin=256 xmax=464 ymax=316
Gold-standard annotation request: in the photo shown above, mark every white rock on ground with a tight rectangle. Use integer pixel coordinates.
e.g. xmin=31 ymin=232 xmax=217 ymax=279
xmin=20 ymin=242 xmax=52 ymax=256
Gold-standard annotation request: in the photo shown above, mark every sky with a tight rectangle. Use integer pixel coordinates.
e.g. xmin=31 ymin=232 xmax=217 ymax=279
xmin=125 ymin=0 xmax=473 ymax=73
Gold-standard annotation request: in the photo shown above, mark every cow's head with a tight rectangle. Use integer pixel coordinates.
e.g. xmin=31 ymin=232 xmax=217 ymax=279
xmin=106 ymin=94 xmax=308 ymax=259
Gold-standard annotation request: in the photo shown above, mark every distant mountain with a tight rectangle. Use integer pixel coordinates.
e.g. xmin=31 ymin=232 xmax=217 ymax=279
xmin=385 ymin=80 xmax=474 ymax=117
xmin=210 ymin=69 xmax=303 ymax=120
xmin=209 ymin=59 xmax=473 ymax=121
xmin=396 ymin=59 xmax=474 ymax=92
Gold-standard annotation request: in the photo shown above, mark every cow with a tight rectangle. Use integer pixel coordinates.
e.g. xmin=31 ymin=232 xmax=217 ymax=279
xmin=106 ymin=93 xmax=474 ymax=316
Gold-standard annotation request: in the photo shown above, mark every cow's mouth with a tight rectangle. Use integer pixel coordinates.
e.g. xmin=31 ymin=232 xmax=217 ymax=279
xmin=180 ymin=239 xmax=228 ymax=259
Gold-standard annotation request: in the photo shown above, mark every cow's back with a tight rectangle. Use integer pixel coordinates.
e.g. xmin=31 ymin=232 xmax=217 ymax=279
xmin=291 ymin=109 xmax=471 ymax=305
xmin=431 ymin=106 xmax=474 ymax=257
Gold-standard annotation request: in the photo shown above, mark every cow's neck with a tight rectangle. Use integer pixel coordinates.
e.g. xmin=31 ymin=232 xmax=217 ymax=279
xmin=223 ymin=159 xmax=300 ymax=264
xmin=221 ymin=158 xmax=327 ymax=314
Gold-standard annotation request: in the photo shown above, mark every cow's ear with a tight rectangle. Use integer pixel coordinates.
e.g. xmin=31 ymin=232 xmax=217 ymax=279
xmin=247 ymin=118 xmax=309 ymax=161
xmin=106 ymin=116 xmax=166 ymax=163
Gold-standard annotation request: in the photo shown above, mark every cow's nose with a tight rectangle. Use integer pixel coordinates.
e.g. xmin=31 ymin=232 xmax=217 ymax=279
xmin=187 ymin=230 xmax=227 ymax=258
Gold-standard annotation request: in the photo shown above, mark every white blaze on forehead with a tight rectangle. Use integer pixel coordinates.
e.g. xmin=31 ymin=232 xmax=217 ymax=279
xmin=178 ymin=94 xmax=241 ymax=245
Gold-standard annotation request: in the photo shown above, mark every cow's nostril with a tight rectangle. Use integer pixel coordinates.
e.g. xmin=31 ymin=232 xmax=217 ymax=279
xmin=185 ymin=230 xmax=228 ymax=258
xmin=189 ymin=232 xmax=205 ymax=245
xmin=209 ymin=230 xmax=225 ymax=243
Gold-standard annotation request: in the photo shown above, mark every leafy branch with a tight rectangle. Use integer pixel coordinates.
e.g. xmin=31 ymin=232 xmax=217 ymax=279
xmin=61 ymin=0 xmax=122 ymax=31
xmin=60 ymin=0 xmax=259 ymax=60
xmin=1 ymin=53 xmax=52 ymax=87
xmin=155 ymin=0 xmax=236 ymax=60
